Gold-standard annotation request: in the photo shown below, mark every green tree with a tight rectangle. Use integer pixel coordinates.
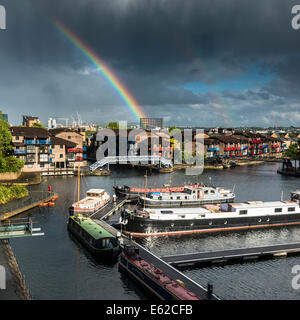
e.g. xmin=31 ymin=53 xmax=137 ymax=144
xmin=0 ymin=116 xmax=12 ymax=156
xmin=0 ymin=110 xmax=24 ymax=173
xmin=32 ymin=122 xmax=46 ymax=129
xmin=106 ymin=122 xmax=119 ymax=129
xmin=285 ymin=143 xmax=300 ymax=169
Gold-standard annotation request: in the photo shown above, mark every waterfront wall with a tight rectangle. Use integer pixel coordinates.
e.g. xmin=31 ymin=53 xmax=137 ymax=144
xmin=0 ymin=240 xmax=31 ymax=300
xmin=0 ymin=171 xmax=21 ymax=181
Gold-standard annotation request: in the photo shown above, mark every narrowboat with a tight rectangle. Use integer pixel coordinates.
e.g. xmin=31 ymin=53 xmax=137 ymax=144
xmin=119 ymin=191 xmax=300 ymax=237
xmin=67 ymin=215 xmax=120 ymax=258
xmin=69 ymin=189 xmax=111 ymax=216
xmin=119 ymin=244 xmax=201 ymax=300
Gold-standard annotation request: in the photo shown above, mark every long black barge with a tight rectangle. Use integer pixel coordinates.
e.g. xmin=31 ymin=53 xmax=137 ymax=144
xmin=93 ymin=219 xmax=218 ymax=300
xmin=161 ymin=242 xmax=300 ymax=268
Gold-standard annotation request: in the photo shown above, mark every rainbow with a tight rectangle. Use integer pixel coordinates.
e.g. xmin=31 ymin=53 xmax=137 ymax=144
xmin=54 ymin=21 xmax=146 ymax=121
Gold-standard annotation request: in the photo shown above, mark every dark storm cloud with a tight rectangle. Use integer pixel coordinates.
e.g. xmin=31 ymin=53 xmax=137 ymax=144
xmin=1 ymin=0 xmax=300 ymax=125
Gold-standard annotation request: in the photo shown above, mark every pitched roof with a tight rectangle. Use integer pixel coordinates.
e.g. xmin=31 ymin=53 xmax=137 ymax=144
xmin=49 ymin=128 xmax=78 ymax=135
xmin=10 ymin=126 xmax=49 ymax=138
xmin=52 ymin=137 xmax=77 ymax=147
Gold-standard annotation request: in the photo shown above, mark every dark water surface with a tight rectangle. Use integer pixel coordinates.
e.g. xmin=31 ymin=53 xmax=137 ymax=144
xmin=6 ymin=163 xmax=300 ymax=299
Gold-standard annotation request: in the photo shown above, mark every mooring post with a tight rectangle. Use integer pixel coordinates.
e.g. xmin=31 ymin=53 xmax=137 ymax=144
xmin=207 ymin=281 xmax=213 ymax=298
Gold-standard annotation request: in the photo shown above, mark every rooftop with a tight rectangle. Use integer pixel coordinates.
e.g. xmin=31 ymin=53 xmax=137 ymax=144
xmin=231 ymin=201 xmax=297 ymax=208
xmin=70 ymin=217 xmax=114 ymax=240
xmin=10 ymin=126 xmax=49 ymax=138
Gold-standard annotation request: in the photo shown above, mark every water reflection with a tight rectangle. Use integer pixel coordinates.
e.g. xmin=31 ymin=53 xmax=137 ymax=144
xmin=5 ymin=163 xmax=300 ymax=299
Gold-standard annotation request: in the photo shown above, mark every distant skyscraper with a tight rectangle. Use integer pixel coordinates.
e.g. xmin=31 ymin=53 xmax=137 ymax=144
xmin=2 ymin=114 xmax=8 ymax=122
xmin=140 ymin=118 xmax=163 ymax=130
xmin=48 ymin=118 xmax=57 ymax=129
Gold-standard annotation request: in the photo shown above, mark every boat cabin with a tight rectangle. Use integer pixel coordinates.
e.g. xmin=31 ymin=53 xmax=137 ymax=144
xmin=86 ymin=189 xmax=106 ymax=198
xmin=291 ymin=191 xmax=300 ymax=202
xmin=68 ymin=216 xmax=118 ymax=249
xmin=220 ymin=200 xmax=299 ymax=215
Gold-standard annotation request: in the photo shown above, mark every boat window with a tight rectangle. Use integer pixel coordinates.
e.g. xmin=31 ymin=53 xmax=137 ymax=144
xmin=177 ymin=196 xmax=180 ymax=200
xmin=179 ymin=215 xmax=185 ymax=218
xmin=170 ymin=197 xmax=173 ymax=200
xmin=211 ymin=190 xmax=215 ymax=194
xmin=274 ymin=208 xmax=282 ymax=213
xmin=161 ymin=210 xmax=173 ymax=214
xmin=204 ymin=190 xmax=208 ymax=194
xmin=185 ymin=196 xmax=188 ymax=200
xmin=288 ymin=207 xmax=296 ymax=212
xmin=239 ymin=210 xmax=248 ymax=215
xmin=158 ymin=196 xmax=162 ymax=200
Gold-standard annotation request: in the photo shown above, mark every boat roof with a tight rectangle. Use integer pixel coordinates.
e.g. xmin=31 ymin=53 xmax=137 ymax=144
xmin=144 ymin=207 xmax=210 ymax=214
xmin=230 ymin=201 xmax=297 ymax=209
xmin=86 ymin=189 xmax=105 ymax=193
xmin=70 ymin=216 xmax=114 ymax=240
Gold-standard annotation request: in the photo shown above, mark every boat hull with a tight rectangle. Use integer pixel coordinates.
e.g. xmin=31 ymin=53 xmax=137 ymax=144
xmin=113 ymin=186 xmax=140 ymax=199
xmin=119 ymin=255 xmax=183 ymax=300
xmin=122 ymin=213 xmax=300 ymax=236
xmin=69 ymin=199 xmax=111 ymax=216
xmin=139 ymin=197 xmax=234 ymax=207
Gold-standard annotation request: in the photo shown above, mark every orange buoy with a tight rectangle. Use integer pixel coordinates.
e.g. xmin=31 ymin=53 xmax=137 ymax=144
xmin=39 ymin=203 xmax=48 ymax=207
xmin=48 ymin=202 xmax=55 ymax=207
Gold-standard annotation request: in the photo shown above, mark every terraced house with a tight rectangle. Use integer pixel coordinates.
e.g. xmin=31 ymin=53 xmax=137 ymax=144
xmin=10 ymin=127 xmax=87 ymax=172
xmin=202 ymin=132 xmax=283 ymax=159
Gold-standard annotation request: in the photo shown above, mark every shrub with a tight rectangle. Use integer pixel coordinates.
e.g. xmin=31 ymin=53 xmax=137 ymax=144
xmin=0 ymin=185 xmax=28 ymax=204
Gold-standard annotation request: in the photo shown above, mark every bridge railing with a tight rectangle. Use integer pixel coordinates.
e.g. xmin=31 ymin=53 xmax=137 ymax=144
xmin=90 ymin=155 xmax=173 ymax=171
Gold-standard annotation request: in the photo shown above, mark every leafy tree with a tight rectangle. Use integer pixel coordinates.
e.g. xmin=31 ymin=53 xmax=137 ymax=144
xmin=0 ymin=110 xmax=24 ymax=172
xmin=106 ymin=122 xmax=119 ymax=129
xmin=0 ymin=116 xmax=12 ymax=156
xmin=32 ymin=122 xmax=46 ymax=129
xmin=168 ymin=126 xmax=181 ymax=133
xmin=4 ymin=156 xmax=24 ymax=172
xmin=285 ymin=143 xmax=300 ymax=169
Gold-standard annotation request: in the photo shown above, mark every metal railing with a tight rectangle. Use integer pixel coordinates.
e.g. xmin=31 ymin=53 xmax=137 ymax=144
xmin=90 ymin=155 xmax=173 ymax=171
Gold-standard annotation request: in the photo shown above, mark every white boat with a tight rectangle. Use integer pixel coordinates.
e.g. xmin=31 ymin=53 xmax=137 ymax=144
xmin=69 ymin=189 xmax=110 ymax=216
xmin=120 ymin=191 xmax=300 ymax=236
xmin=139 ymin=186 xmax=235 ymax=207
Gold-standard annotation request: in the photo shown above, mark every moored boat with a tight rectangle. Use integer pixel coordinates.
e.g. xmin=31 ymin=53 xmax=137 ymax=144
xmin=119 ymin=191 xmax=300 ymax=237
xmin=113 ymin=183 xmax=206 ymax=199
xmin=119 ymin=244 xmax=201 ymax=300
xmin=67 ymin=215 xmax=120 ymax=258
xmin=139 ymin=185 xmax=235 ymax=207
xmin=69 ymin=189 xmax=111 ymax=216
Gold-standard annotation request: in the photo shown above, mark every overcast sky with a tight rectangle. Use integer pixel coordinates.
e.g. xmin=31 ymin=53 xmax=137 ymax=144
xmin=1 ymin=0 xmax=300 ymax=127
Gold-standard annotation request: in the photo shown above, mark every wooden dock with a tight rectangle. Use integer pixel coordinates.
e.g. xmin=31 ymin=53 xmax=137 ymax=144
xmin=161 ymin=242 xmax=300 ymax=267
xmin=0 ymin=193 xmax=58 ymax=221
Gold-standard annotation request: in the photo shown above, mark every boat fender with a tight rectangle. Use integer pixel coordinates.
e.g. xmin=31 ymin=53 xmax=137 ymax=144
xmin=176 ymin=280 xmax=185 ymax=288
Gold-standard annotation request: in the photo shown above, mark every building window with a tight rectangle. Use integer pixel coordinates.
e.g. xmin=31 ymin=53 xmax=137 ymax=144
xmin=60 ymin=154 xmax=63 ymax=158
xmin=16 ymin=136 xmax=19 ymax=141
xmin=274 ymin=208 xmax=282 ymax=213
xmin=68 ymin=136 xmax=71 ymax=139
xmin=60 ymin=145 xmax=63 ymax=149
